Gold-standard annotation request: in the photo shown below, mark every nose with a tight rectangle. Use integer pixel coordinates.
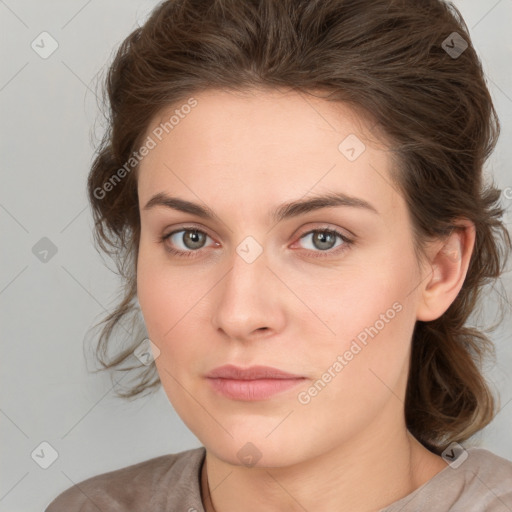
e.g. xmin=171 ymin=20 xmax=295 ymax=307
xmin=210 ymin=244 xmax=286 ymax=342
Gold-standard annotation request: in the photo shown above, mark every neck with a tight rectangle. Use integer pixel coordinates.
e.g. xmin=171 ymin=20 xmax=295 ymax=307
xmin=200 ymin=420 xmax=445 ymax=512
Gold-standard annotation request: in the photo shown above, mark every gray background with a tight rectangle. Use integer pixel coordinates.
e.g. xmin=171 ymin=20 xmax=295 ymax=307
xmin=1 ymin=1 xmax=511 ymax=510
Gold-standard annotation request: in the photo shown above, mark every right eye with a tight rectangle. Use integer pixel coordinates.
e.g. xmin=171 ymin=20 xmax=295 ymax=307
xmin=160 ymin=227 xmax=218 ymax=258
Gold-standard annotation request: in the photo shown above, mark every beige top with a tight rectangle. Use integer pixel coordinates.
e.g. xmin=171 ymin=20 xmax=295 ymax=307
xmin=45 ymin=446 xmax=512 ymax=511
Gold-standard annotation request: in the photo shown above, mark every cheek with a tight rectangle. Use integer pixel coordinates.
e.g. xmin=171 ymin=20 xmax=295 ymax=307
xmin=136 ymin=239 xmax=198 ymax=339
xmin=295 ymin=249 xmax=419 ymax=401
xmin=136 ymin=257 xmax=172 ymax=340
xmin=136 ymin=244 xmax=213 ymax=392
xmin=136 ymin=257 xmax=198 ymax=407
xmin=294 ymin=248 xmax=417 ymax=350
xmin=294 ymin=296 xmax=416 ymax=446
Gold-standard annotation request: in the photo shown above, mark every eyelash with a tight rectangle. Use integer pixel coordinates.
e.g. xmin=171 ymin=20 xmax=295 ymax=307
xmin=159 ymin=225 xmax=354 ymax=260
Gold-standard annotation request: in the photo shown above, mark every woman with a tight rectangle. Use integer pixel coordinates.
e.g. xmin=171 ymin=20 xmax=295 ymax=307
xmin=46 ymin=0 xmax=512 ymax=510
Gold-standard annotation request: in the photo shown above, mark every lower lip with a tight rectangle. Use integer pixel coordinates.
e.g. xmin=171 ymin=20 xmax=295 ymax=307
xmin=206 ymin=377 xmax=306 ymax=401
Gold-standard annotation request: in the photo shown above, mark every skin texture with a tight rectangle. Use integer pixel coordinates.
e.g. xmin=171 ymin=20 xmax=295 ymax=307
xmin=136 ymin=88 xmax=475 ymax=512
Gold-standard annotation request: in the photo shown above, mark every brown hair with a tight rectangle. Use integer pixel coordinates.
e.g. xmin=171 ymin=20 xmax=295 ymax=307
xmin=86 ymin=0 xmax=510 ymax=454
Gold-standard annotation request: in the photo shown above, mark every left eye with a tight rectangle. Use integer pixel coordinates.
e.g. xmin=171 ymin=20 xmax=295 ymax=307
xmin=297 ymin=229 xmax=348 ymax=252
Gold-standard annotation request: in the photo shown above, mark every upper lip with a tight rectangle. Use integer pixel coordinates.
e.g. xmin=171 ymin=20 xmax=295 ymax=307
xmin=206 ymin=364 xmax=304 ymax=380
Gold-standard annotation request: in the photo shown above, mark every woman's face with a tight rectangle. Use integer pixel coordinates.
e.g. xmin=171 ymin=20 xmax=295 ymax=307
xmin=136 ymin=88 xmax=427 ymax=467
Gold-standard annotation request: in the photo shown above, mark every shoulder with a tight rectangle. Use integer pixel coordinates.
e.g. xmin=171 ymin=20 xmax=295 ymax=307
xmin=462 ymin=448 xmax=512 ymax=499
xmin=461 ymin=447 xmax=512 ymax=485
xmin=382 ymin=447 xmax=512 ymax=512
xmin=44 ymin=446 xmax=206 ymax=512
xmin=465 ymin=447 xmax=512 ymax=476
xmin=443 ymin=447 xmax=512 ymax=510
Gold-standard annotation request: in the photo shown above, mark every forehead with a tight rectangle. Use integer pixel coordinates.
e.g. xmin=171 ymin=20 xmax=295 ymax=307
xmin=144 ymin=87 xmax=380 ymax=160
xmin=137 ymin=88 xmax=401 ymax=220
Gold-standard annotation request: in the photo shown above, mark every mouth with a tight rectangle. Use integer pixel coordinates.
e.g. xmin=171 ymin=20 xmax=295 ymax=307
xmin=206 ymin=376 xmax=306 ymax=401
xmin=205 ymin=364 xmax=306 ymax=401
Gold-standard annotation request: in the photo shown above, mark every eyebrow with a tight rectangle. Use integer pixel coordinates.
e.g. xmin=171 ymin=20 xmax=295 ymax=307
xmin=143 ymin=191 xmax=378 ymax=223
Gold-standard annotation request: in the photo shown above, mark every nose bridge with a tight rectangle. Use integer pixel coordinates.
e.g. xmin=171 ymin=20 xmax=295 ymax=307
xmin=211 ymin=237 xmax=282 ymax=338
xmin=223 ymin=239 xmax=270 ymax=306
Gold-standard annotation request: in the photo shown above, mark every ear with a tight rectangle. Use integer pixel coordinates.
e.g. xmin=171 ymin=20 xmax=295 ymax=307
xmin=415 ymin=219 xmax=476 ymax=322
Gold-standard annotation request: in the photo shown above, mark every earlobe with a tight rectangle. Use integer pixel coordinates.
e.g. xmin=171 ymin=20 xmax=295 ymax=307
xmin=416 ymin=221 xmax=475 ymax=322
